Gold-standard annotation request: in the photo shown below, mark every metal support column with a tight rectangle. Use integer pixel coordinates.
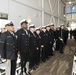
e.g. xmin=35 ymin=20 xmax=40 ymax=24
xmin=58 ymin=0 xmax=60 ymax=26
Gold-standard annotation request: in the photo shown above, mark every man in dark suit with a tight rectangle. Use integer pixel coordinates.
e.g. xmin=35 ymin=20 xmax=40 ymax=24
xmin=0 ymin=21 xmax=17 ymax=75
xmin=16 ymin=19 xmax=30 ymax=75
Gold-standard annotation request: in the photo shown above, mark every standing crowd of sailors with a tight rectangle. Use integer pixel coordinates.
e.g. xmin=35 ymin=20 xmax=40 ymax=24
xmin=69 ymin=28 xmax=76 ymax=42
xmin=0 ymin=19 xmax=69 ymax=75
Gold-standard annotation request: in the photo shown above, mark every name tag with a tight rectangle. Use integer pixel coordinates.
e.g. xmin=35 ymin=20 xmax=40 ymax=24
xmin=22 ymin=34 xmax=25 ymax=35
xmin=7 ymin=36 xmax=11 ymax=38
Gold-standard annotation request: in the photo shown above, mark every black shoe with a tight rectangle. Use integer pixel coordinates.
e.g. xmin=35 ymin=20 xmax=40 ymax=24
xmin=42 ymin=60 xmax=46 ymax=62
xmin=60 ymin=52 xmax=64 ymax=54
xmin=46 ymin=57 xmax=49 ymax=60
xmin=33 ymin=66 xmax=36 ymax=70
xmin=35 ymin=65 xmax=38 ymax=68
xmin=51 ymin=54 xmax=55 ymax=56
xmin=40 ymin=61 xmax=43 ymax=64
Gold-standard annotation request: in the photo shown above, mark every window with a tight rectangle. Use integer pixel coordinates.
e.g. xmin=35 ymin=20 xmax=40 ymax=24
xmin=66 ymin=6 xmax=71 ymax=14
xmin=66 ymin=5 xmax=76 ymax=14
xmin=72 ymin=5 xmax=76 ymax=14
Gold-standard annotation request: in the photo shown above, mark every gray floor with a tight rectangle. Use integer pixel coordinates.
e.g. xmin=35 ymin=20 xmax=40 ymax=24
xmin=32 ymin=40 xmax=75 ymax=75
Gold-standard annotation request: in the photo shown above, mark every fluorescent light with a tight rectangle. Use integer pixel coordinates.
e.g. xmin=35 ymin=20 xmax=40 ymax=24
xmin=69 ymin=1 xmax=72 ymax=4
xmin=63 ymin=15 xmax=65 ymax=17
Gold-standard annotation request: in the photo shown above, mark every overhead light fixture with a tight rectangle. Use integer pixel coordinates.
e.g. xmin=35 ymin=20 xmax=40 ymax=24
xmin=63 ymin=15 xmax=66 ymax=17
xmin=69 ymin=1 xmax=72 ymax=4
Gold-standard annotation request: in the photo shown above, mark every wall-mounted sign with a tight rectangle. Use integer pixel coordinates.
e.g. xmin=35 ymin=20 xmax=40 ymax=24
xmin=0 ymin=13 xmax=8 ymax=19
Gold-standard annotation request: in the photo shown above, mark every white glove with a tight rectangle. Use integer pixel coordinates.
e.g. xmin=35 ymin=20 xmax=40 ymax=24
xmin=37 ymin=47 xmax=39 ymax=50
xmin=41 ymin=45 xmax=44 ymax=48
xmin=1 ymin=58 xmax=7 ymax=62
xmin=59 ymin=37 xmax=63 ymax=41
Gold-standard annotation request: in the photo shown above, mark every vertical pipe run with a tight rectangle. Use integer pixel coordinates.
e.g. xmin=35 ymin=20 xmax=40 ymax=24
xmin=58 ymin=0 xmax=60 ymax=26
xmin=42 ymin=0 xmax=44 ymax=26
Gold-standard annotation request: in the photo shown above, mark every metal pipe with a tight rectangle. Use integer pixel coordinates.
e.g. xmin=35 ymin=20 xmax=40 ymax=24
xmin=42 ymin=0 xmax=44 ymax=26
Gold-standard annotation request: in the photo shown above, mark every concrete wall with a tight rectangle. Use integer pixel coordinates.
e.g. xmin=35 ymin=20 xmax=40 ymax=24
xmin=0 ymin=0 xmax=66 ymax=30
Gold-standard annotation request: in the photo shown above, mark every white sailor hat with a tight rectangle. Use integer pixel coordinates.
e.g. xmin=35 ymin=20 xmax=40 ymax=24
xmin=35 ymin=27 xmax=40 ymax=31
xmin=42 ymin=26 xmax=46 ymax=29
xmin=46 ymin=24 xmax=50 ymax=27
xmin=38 ymin=26 xmax=43 ymax=30
xmin=56 ymin=26 xmax=60 ymax=28
xmin=20 ymin=19 xmax=28 ymax=25
xmin=29 ymin=24 xmax=35 ymax=28
xmin=5 ymin=21 xmax=14 ymax=26
xmin=61 ymin=24 xmax=64 ymax=26
xmin=50 ymin=23 xmax=54 ymax=26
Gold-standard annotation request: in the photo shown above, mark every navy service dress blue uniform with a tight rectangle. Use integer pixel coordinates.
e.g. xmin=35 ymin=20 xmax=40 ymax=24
xmin=0 ymin=22 xmax=17 ymax=75
xmin=40 ymin=26 xmax=48 ymax=62
xmin=16 ymin=28 xmax=30 ymax=73
xmin=35 ymin=28 xmax=41 ymax=65
xmin=49 ymin=29 xmax=55 ymax=55
xmin=55 ymin=27 xmax=60 ymax=51
xmin=16 ymin=19 xmax=30 ymax=75
xmin=46 ymin=25 xmax=53 ymax=57
xmin=29 ymin=25 xmax=37 ymax=70
xmin=58 ymin=25 xmax=65 ymax=53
